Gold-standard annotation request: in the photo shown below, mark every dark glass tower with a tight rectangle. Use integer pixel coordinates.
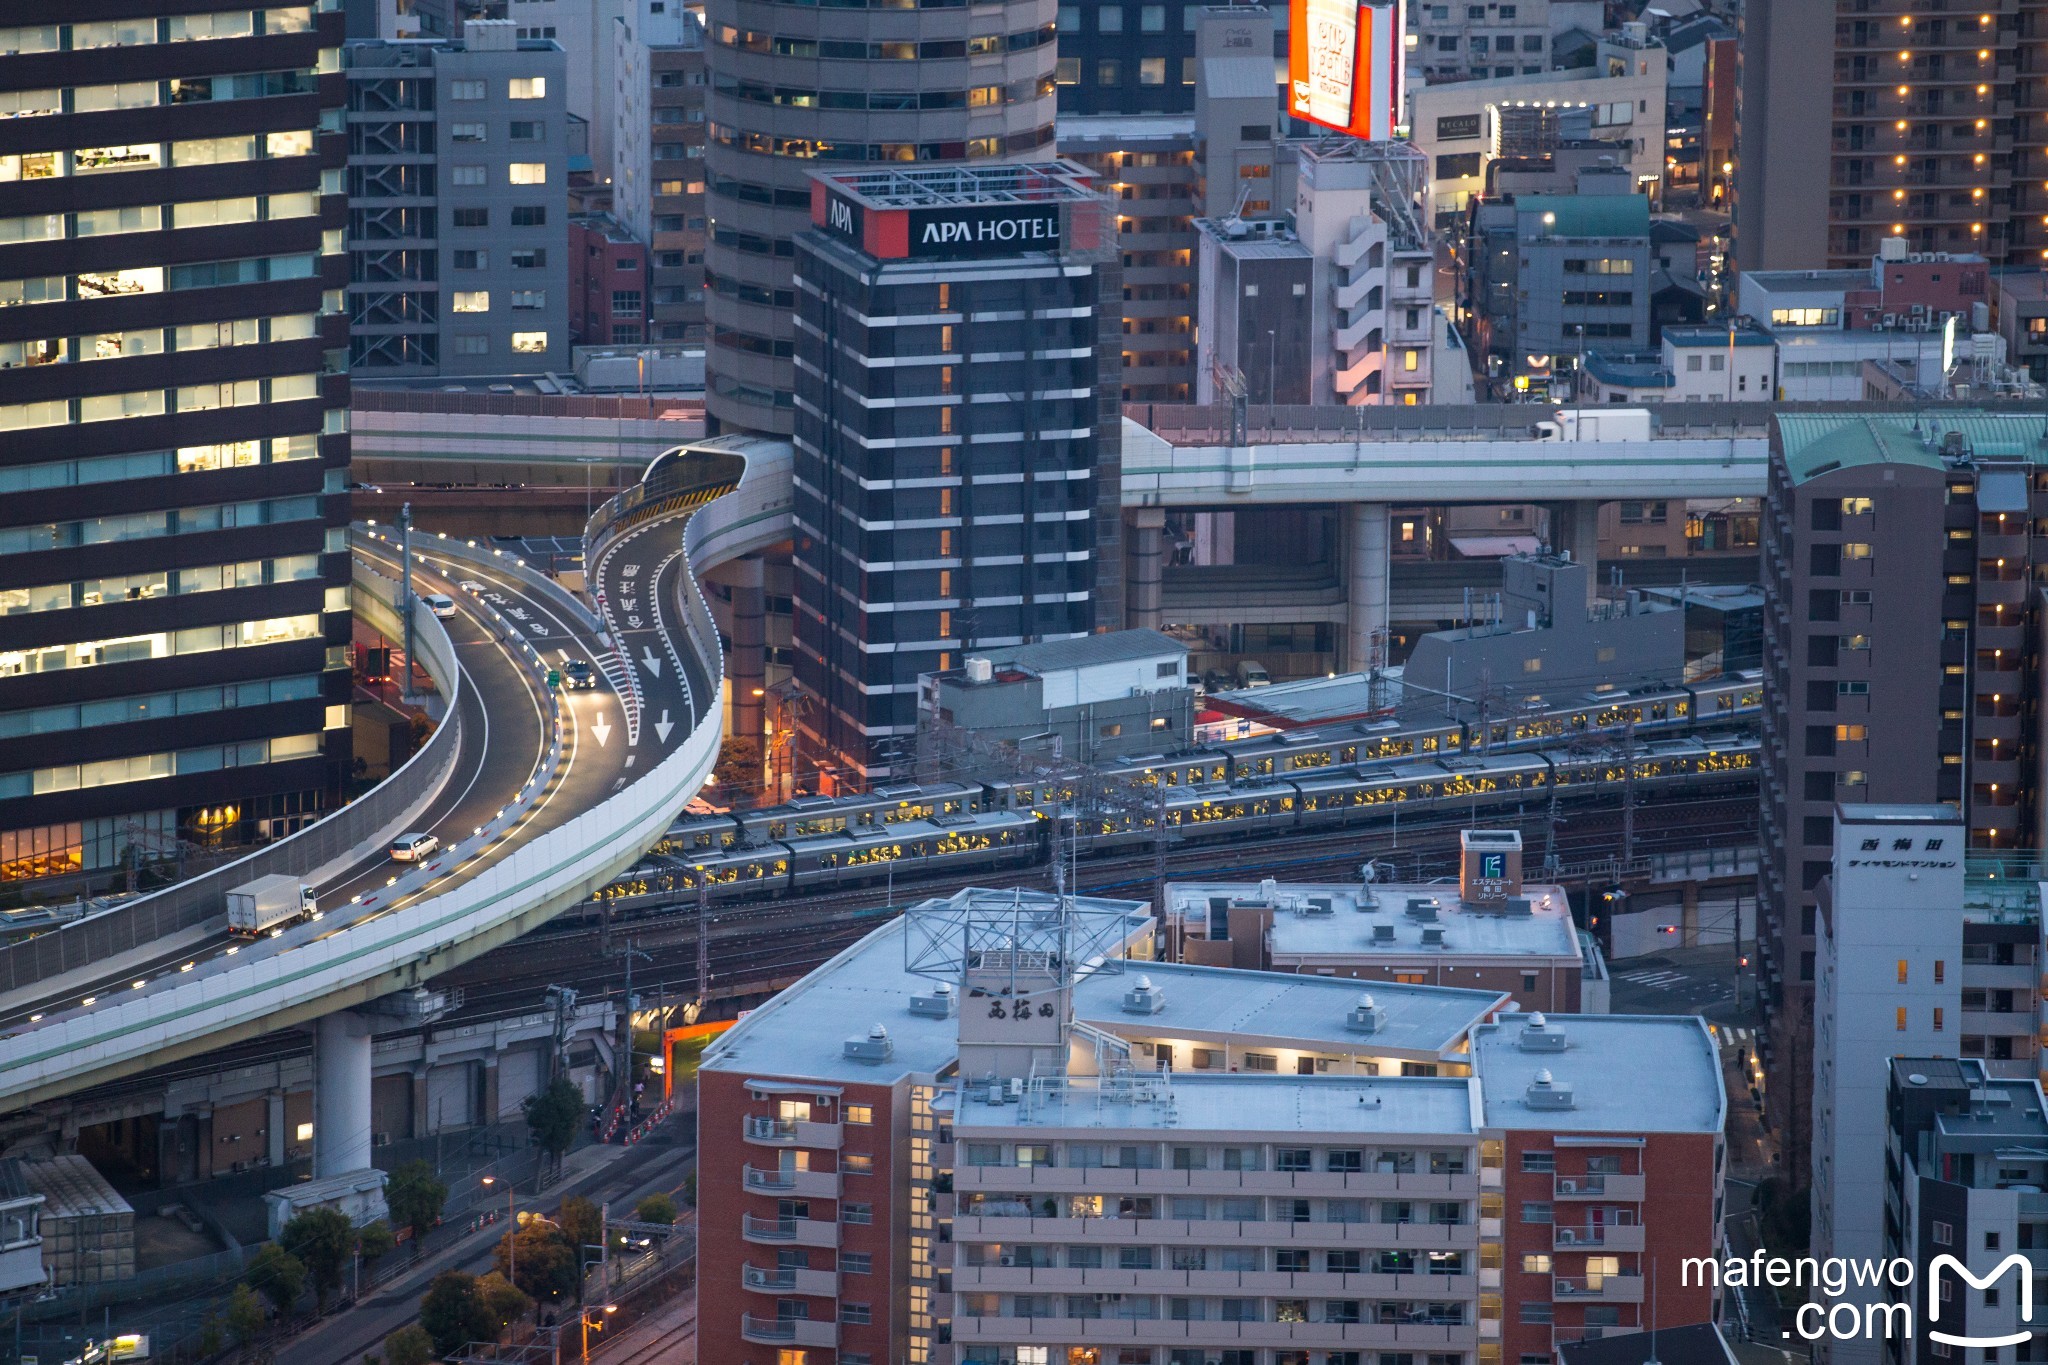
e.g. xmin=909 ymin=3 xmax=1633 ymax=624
xmin=0 ymin=6 xmax=354 ymax=886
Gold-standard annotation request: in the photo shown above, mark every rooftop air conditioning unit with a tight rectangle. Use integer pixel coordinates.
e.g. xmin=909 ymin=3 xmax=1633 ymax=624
xmin=843 ymin=1023 xmax=895 ymax=1064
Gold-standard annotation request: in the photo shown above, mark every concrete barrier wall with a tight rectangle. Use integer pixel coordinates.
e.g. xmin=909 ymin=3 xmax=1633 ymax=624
xmin=0 ymin=572 xmax=466 ymax=996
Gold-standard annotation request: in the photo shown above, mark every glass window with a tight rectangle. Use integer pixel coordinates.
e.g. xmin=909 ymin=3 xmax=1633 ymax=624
xmin=450 ymin=165 xmax=486 ymax=187
xmin=266 ymin=130 xmax=314 ymax=158
xmin=1099 ymin=5 xmax=1124 ymax=30
xmin=450 ymin=123 xmax=487 ymax=143
xmin=75 ymin=206 xmax=157 ymax=237
xmin=0 ymin=26 xmax=60 ymax=54
xmin=448 ymin=80 xmax=485 ymax=101
xmin=79 ymin=390 xmax=164 ymax=424
xmin=452 ymin=291 xmax=490 ymax=313
xmin=72 ymin=83 xmax=159 ymax=114
xmin=173 ymin=135 xmax=258 ymax=166
xmin=74 ymin=144 xmax=163 ymax=175
xmin=0 ymin=214 xmax=61 ymax=244
xmin=73 ymin=18 xmax=155 ymax=48
xmin=76 ymin=267 xmax=163 ymax=300
xmin=167 ymin=11 xmax=254 ymax=41
xmin=508 ymin=162 xmax=547 ymax=185
xmin=508 ymin=77 xmax=547 ymax=100
xmin=174 ymin=197 xmax=259 ymax=228
xmin=511 ymin=331 xmax=548 ymax=353
xmin=0 ymin=152 xmax=60 ymax=182
xmin=0 ymin=88 xmax=59 ymax=119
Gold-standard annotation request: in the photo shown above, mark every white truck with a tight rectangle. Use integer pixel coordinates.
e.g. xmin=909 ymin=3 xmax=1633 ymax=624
xmin=226 ymin=874 xmax=317 ymax=937
xmin=1531 ymin=408 xmax=1654 ymax=442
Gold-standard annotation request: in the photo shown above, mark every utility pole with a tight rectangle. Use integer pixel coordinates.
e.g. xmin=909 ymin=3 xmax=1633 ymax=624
xmin=613 ymin=939 xmax=652 ymax=1118
xmin=400 ymin=501 xmax=417 ymax=700
xmin=694 ymin=870 xmax=711 ymax=1018
xmin=1622 ymin=713 xmax=1637 ymax=867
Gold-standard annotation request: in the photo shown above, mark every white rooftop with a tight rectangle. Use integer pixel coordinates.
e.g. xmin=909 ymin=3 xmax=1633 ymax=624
xmin=958 ymin=1072 xmax=1481 ymax=1137
xmin=1167 ymin=880 xmax=1583 ymax=962
xmin=1073 ymin=960 xmax=1505 ymax=1061
xmin=1469 ymin=1013 xmax=1725 ymax=1133
xmin=701 ymin=890 xmax=1150 ymax=1086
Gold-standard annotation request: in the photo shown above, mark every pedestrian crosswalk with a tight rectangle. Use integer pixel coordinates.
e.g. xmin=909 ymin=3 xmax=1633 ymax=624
xmin=1619 ymin=968 xmax=1690 ymax=988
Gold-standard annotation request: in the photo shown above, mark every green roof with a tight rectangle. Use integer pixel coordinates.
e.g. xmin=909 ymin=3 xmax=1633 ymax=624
xmin=1516 ymin=194 xmax=1650 ymax=240
xmin=1776 ymin=412 xmax=2048 ymax=484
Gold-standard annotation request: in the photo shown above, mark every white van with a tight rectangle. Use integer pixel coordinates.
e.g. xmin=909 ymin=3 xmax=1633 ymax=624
xmin=423 ymin=594 xmax=457 ymax=619
xmin=389 ymin=832 xmax=440 ymax=862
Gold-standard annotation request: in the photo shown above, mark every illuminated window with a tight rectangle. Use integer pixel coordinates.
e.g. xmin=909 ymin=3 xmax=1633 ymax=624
xmin=511 ymin=331 xmax=548 ymax=353
xmin=452 ymin=291 xmax=490 ymax=313
xmin=508 ymin=162 xmax=547 ymax=185
xmin=1896 ymin=1007 xmax=1908 ymax=1032
xmin=508 ymin=77 xmax=547 ymax=100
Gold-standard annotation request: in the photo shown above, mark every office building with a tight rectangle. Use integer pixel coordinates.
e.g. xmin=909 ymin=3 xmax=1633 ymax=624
xmin=1413 ymin=0 xmax=1601 ymax=84
xmin=1412 ymin=38 xmax=1668 ymax=222
xmin=1577 ymin=322 xmax=1777 ymax=405
xmin=1053 ymin=0 xmax=1285 ymax=117
xmin=610 ymin=0 xmax=705 ymax=345
xmin=701 ymin=0 xmax=1058 ymax=436
xmin=1164 ymin=833 xmax=1608 ymax=1014
xmin=1736 ymin=2 xmax=2046 ymax=272
xmin=494 ymin=0 xmax=624 ymax=175
xmin=699 ymin=883 xmax=1724 ymax=1365
xmin=1880 ymin=1059 xmax=2048 ymax=1365
xmin=566 ymin=212 xmax=646 ymax=346
xmin=790 ymin=163 xmax=1117 ymax=784
xmin=1467 ymin=188 xmax=1654 ymax=396
xmin=1757 ymin=411 xmax=2048 ymax=1188
xmin=344 ymin=22 xmax=570 ymax=375
xmin=0 ymin=3 xmax=355 ymax=883
xmin=1736 ymin=242 xmax=1991 ymax=401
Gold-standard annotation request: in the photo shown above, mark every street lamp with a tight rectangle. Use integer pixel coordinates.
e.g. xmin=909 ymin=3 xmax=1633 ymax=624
xmin=578 ymin=1304 xmax=619 ymax=1362
xmin=481 ymin=1174 xmax=517 ymax=1285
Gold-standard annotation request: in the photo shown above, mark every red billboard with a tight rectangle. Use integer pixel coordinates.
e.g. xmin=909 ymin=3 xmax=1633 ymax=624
xmin=1288 ymin=0 xmax=1402 ymax=141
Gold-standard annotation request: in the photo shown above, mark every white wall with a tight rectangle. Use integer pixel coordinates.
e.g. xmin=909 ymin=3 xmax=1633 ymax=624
xmin=1811 ymin=811 xmax=1965 ymax=1365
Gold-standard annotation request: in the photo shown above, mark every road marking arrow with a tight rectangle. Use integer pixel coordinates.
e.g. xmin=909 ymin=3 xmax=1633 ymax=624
xmin=655 ymin=710 xmax=674 ymax=743
xmin=641 ymin=647 xmax=663 ymax=678
xmin=592 ymin=711 xmax=612 ymax=747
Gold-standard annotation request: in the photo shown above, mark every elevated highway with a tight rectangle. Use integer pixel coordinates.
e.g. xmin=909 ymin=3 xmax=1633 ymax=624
xmin=0 ymin=450 xmax=742 ymax=1186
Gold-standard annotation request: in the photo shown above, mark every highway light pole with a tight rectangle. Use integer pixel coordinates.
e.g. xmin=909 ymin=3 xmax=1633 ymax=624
xmin=400 ymin=502 xmax=417 ymax=700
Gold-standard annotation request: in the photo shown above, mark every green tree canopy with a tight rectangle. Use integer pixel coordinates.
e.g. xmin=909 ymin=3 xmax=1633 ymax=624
xmin=418 ymin=1271 xmax=494 ymax=1358
xmin=385 ymin=1160 xmax=449 ymax=1250
xmin=244 ymin=1243 xmax=306 ymax=1318
xmin=522 ymin=1077 xmax=583 ymax=1169
xmin=279 ymin=1207 xmax=355 ymax=1310
xmin=633 ymin=1192 xmax=677 ymax=1226
xmin=382 ymin=1324 xmax=435 ymax=1365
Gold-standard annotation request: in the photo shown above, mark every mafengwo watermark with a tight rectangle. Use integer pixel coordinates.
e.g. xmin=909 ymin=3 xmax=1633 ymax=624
xmin=1684 ymin=1252 xmax=2034 ymax=1347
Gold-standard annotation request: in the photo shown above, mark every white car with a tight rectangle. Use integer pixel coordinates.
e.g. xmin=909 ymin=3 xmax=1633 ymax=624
xmin=458 ymin=579 xmax=486 ymax=594
xmin=389 ymin=832 xmax=440 ymax=862
xmin=423 ymin=593 xmax=457 ymax=618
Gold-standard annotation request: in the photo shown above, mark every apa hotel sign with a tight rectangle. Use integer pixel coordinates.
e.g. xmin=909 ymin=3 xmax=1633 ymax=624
xmin=814 ymin=186 xmax=1063 ymax=262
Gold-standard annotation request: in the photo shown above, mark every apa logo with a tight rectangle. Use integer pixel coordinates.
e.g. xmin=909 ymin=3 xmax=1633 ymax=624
xmin=826 ymin=197 xmax=857 ymax=235
xmin=1927 ymin=1254 xmax=2033 ymax=1349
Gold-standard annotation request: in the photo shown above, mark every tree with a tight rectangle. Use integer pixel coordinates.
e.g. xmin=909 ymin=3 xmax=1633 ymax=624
xmin=280 ymin=1207 xmax=355 ymax=1310
xmin=682 ymin=1172 xmax=696 ymax=1209
xmin=382 ymin=1325 xmax=435 ymax=1365
xmin=419 ymin=1271 xmax=494 ymax=1358
xmin=494 ymin=1219 xmax=578 ymax=1307
xmin=523 ymin=1077 xmax=583 ymax=1173
xmin=386 ymin=1160 xmax=449 ymax=1253
xmin=357 ymin=1219 xmax=398 ymax=1270
xmin=633 ymin=1192 xmax=677 ymax=1227
xmin=245 ymin=1243 xmax=307 ymax=1318
xmin=225 ymin=1284 xmax=266 ymax=1346
xmin=475 ymin=1270 xmax=532 ymax=1334
xmin=557 ymin=1197 xmax=604 ymax=1301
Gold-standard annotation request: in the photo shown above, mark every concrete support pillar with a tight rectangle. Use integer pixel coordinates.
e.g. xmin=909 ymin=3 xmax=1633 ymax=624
xmin=1346 ymin=502 xmax=1390 ymax=674
xmin=730 ymin=556 xmax=767 ymax=745
xmin=1551 ymin=500 xmax=1601 ymax=614
xmin=1126 ymin=507 xmax=1166 ymax=632
xmin=266 ymin=1092 xmax=286 ymax=1169
xmin=410 ymin=1068 xmax=431 ymax=1140
xmin=315 ymin=1011 xmax=374 ymax=1179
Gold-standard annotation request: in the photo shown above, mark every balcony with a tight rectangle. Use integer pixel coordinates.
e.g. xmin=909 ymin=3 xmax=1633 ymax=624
xmin=1554 ymin=1224 xmax=1645 ymax=1251
xmin=953 ymin=1264 xmax=1478 ymax=1298
xmin=952 ymin=1167 xmax=1479 ymax=1198
xmin=1555 ymin=1273 xmax=1646 ymax=1303
xmin=952 ymin=1315 xmax=1476 ymax=1350
xmin=741 ymin=1263 xmax=839 ymax=1297
xmin=744 ymin=1116 xmax=843 ymax=1149
xmin=740 ymin=1315 xmax=839 ymax=1348
xmin=741 ymin=1215 xmax=840 ymax=1248
xmin=1555 ymin=1175 xmax=1646 ymax=1201
xmin=743 ymin=1165 xmax=842 ymax=1198
xmin=950 ymin=1213 xmax=1479 ymax=1251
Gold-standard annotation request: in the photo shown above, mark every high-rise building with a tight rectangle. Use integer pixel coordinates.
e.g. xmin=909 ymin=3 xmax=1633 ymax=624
xmin=1412 ymin=0 xmax=1601 ymax=84
xmin=1735 ymin=1 xmax=2048 ymax=271
xmin=701 ymin=0 xmax=1059 ymax=436
xmin=610 ymin=0 xmax=705 ymax=345
xmin=1757 ymin=411 xmax=2048 ymax=1187
xmin=344 ymin=22 xmax=569 ymax=375
xmin=698 ymin=885 xmax=1727 ymax=1365
xmin=0 ymin=5 xmax=354 ymax=883
xmin=790 ymin=163 xmax=1118 ymax=784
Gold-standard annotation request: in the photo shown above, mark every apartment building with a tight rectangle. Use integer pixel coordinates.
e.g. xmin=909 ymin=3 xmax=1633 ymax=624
xmin=1736 ymin=0 xmax=2048 ymax=271
xmin=701 ymin=884 xmax=1723 ymax=1365
xmin=1879 ymin=1059 xmax=2048 ymax=1365
xmin=344 ymin=22 xmax=570 ymax=375
xmin=609 ymin=0 xmax=705 ymax=345
xmin=0 ymin=4 xmax=355 ymax=882
xmin=702 ymin=0 xmax=1058 ymax=436
xmin=1757 ymin=411 xmax=2048 ymax=1188
xmin=1164 ymin=834 xmax=1603 ymax=1013
xmin=1052 ymin=0 xmax=1285 ymax=117
xmin=790 ymin=163 xmax=1119 ymax=783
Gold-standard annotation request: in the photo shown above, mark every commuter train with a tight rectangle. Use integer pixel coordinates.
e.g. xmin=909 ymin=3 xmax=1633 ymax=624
xmin=595 ymin=725 xmax=1761 ymax=908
